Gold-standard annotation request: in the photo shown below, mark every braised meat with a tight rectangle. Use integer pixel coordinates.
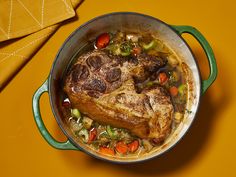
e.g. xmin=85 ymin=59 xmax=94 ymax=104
xmin=64 ymin=50 xmax=174 ymax=140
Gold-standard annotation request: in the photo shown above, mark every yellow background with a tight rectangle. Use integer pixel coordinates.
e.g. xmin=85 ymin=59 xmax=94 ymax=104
xmin=0 ymin=0 xmax=235 ymax=176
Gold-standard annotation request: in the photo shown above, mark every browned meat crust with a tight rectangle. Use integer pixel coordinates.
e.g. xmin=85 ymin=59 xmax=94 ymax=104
xmin=64 ymin=50 xmax=174 ymax=141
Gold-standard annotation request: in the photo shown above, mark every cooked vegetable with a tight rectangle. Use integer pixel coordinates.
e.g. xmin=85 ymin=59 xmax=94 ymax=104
xmin=106 ymin=125 xmax=118 ymax=139
xmin=78 ymin=129 xmax=89 ymax=143
xmin=174 ymin=112 xmax=183 ymax=123
xmin=120 ymin=51 xmax=131 ymax=56
xmin=96 ymin=33 xmax=110 ymax=49
xmin=97 ymin=130 xmax=108 ymax=139
xmin=169 ymin=86 xmax=178 ymax=96
xmin=169 ymin=71 xmax=180 ymax=83
xmin=142 ymin=139 xmax=153 ymax=152
xmin=115 ymin=141 xmax=128 ymax=154
xmin=71 ymin=109 xmax=81 ymax=119
xmin=142 ymin=40 xmax=157 ymax=50
xmin=158 ymin=72 xmax=168 ymax=84
xmin=132 ymin=47 xmax=141 ymax=56
xmin=168 ymin=55 xmax=179 ymax=66
xmin=146 ymin=81 xmax=154 ymax=87
xmin=128 ymin=140 xmax=139 ymax=152
xmin=88 ymin=128 xmax=97 ymax=143
xmin=120 ymin=42 xmax=132 ymax=56
xmin=106 ymin=43 xmax=121 ymax=55
xmin=126 ymin=34 xmax=139 ymax=42
xmin=99 ymin=147 xmax=115 ymax=156
xmin=178 ymin=84 xmax=186 ymax=95
xmin=62 ymin=98 xmax=71 ymax=107
xmin=70 ymin=119 xmax=83 ymax=132
xmin=115 ymin=31 xmax=124 ymax=41
xmin=82 ymin=116 xmax=93 ymax=129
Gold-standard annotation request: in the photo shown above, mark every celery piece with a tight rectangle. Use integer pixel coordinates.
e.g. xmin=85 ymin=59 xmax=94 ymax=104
xmin=120 ymin=51 xmax=131 ymax=56
xmin=107 ymin=44 xmax=121 ymax=55
xmin=142 ymin=40 xmax=157 ymax=50
xmin=106 ymin=125 xmax=118 ymax=139
xmin=82 ymin=116 xmax=93 ymax=129
xmin=71 ymin=108 xmax=81 ymax=119
xmin=178 ymin=84 xmax=187 ymax=95
xmin=120 ymin=42 xmax=132 ymax=56
xmin=146 ymin=81 xmax=154 ymax=87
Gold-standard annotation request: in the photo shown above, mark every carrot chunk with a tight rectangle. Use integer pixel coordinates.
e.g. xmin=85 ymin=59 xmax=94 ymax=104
xmin=115 ymin=141 xmax=128 ymax=154
xmin=128 ymin=140 xmax=139 ymax=153
xmin=158 ymin=72 xmax=168 ymax=84
xmin=99 ymin=147 xmax=115 ymax=156
xmin=169 ymin=86 xmax=178 ymax=96
xmin=132 ymin=47 xmax=141 ymax=56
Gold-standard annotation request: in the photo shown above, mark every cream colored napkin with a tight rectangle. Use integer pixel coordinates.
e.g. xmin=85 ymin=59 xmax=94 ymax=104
xmin=0 ymin=0 xmax=82 ymax=90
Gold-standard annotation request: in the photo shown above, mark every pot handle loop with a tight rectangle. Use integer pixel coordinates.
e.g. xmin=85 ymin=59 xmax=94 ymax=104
xmin=171 ymin=25 xmax=217 ymax=94
xmin=32 ymin=79 xmax=79 ymax=150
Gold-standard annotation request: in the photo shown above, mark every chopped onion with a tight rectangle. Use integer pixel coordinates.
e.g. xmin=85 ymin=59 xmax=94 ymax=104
xmin=142 ymin=139 xmax=153 ymax=152
xmin=168 ymin=55 xmax=179 ymax=66
xmin=126 ymin=34 xmax=139 ymax=42
xmin=174 ymin=112 xmax=183 ymax=123
xmin=82 ymin=116 xmax=93 ymax=129
xmin=78 ymin=129 xmax=89 ymax=143
xmin=71 ymin=108 xmax=81 ymax=119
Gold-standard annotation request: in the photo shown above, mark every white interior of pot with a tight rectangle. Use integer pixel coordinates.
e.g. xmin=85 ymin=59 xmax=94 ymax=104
xmin=49 ymin=12 xmax=201 ymax=163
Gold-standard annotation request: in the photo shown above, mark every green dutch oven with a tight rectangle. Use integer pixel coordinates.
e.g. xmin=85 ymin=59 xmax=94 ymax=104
xmin=32 ymin=12 xmax=217 ymax=163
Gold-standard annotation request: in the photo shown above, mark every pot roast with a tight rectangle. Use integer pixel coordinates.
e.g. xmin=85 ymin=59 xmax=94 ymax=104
xmin=64 ymin=50 xmax=174 ymax=141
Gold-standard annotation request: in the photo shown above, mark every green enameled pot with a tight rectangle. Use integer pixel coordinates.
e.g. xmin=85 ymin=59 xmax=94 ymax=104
xmin=32 ymin=12 xmax=217 ymax=163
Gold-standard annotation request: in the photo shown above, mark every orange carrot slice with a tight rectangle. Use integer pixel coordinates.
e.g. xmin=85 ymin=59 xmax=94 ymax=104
xmin=132 ymin=47 xmax=141 ymax=56
xmin=115 ymin=141 xmax=128 ymax=154
xmin=128 ymin=140 xmax=139 ymax=153
xmin=169 ymin=86 xmax=178 ymax=96
xmin=99 ymin=147 xmax=115 ymax=156
xmin=159 ymin=72 xmax=168 ymax=84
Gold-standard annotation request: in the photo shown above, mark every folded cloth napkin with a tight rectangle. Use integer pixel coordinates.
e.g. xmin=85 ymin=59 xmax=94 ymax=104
xmin=0 ymin=0 xmax=82 ymax=90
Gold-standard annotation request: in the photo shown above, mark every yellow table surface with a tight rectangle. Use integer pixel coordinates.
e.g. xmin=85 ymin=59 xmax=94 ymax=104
xmin=1 ymin=0 xmax=235 ymax=176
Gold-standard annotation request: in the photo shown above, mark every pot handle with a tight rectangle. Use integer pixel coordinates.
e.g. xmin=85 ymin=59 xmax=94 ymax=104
xmin=171 ymin=25 xmax=217 ymax=94
xmin=32 ymin=79 xmax=79 ymax=150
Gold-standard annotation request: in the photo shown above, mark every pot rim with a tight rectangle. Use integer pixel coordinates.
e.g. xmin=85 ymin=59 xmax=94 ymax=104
xmin=48 ymin=11 xmax=202 ymax=163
